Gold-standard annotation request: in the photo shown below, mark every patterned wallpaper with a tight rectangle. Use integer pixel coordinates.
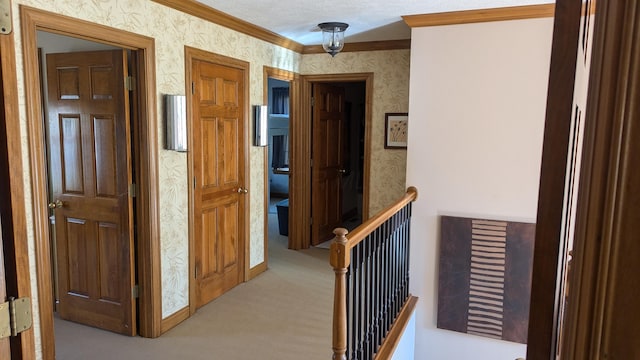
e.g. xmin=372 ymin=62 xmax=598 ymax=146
xmin=10 ymin=1 xmax=409 ymax=354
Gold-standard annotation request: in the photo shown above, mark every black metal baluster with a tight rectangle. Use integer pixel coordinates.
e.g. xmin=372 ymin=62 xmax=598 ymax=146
xmin=336 ymin=195 xmax=416 ymax=359
xmin=351 ymin=244 xmax=355 ymax=360
xmin=356 ymin=238 xmax=364 ymax=360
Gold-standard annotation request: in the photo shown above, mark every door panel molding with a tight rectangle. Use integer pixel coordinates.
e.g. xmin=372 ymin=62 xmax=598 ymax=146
xmin=294 ymin=73 xmax=373 ymax=249
xmin=20 ymin=6 xmax=161 ymax=358
xmin=311 ymin=83 xmax=346 ymax=246
xmin=185 ymin=46 xmax=250 ymax=315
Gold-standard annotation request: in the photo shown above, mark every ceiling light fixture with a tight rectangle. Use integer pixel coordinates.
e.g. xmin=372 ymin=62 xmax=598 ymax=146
xmin=318 ymin=22 xmax=349 ymax=57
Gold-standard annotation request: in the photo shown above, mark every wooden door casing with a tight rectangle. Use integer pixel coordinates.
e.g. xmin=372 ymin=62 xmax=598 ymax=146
xmin=0 ymin=217 xmax=8 ymax=357
xmin=311 ymin=83 xmax=345 ymax=246
xmin=192 ymin=58 xmax=246 ymax=308
xmin=46 ymin=50 xmax=136 ymax=335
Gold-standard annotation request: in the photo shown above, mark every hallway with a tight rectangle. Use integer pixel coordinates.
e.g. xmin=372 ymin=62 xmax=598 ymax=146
xmin=54 ymin=214 xmax=333 ymax=360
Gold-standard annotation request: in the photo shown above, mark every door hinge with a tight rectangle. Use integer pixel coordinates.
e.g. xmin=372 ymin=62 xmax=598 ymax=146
xmin=132 ymin=285 xmax=139 ymax=299
xmin=0 ymin=297 xmax=33 ymax=339
xmin=125 ymin=76 xmax=135 ymax=91
xmin=191 ymin=82 xmax=195 ymax=94
xmin=193 ymin=177 xmax=197 ymax=189
xmin=0 ymin=0 xmax=13 ymax=35
xmin=311 ymin=97 xmax=315 ymax=107
xmin=129 ymin=183 xmax=136 ymax=197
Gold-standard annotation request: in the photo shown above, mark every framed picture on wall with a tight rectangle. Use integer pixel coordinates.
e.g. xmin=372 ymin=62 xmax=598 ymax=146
xmin=384 ymin=113 xmax=408 ymax=149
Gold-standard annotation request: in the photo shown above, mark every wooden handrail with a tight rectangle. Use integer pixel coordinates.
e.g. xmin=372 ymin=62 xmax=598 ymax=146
xmin=330 ymin=187 xmax=418 ymax=360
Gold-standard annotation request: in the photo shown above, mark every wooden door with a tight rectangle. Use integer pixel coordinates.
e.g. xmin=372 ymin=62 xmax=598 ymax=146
xmin=46 ymin=50 xmax=135 ymax=335
xmin=192 ymin=58 xmax=246 ymax=308
xmin=311 ymin=83 xmax=345 ymax=246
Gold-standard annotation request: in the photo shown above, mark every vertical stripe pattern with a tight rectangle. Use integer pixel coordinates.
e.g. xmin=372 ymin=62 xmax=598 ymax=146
xmin=467 ymin=219 xmax=507 ymax=339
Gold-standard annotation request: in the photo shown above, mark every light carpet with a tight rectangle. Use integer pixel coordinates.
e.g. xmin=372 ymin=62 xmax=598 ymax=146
xmin=54 ymin=214 xmax=333 ymax=360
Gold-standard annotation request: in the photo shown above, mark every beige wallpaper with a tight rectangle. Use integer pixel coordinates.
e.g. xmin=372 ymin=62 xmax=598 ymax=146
xmin=10 ymin=1 xmax=408 ymax=357
xmin=301 ymin=51 xmax=411 ymax=215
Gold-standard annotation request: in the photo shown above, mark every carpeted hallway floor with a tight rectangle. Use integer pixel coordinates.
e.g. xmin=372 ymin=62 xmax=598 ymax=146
xmin=54 ymin=213 xmax=333 ymax=360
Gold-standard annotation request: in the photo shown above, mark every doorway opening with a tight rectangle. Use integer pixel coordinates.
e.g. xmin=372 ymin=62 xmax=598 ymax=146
xmin=267 ymin=77 xmax=291 ymax=242
xmin=310 ymin=81 xmax=366 ymax=246
xmin=39 ymin=32 xmax=138 ymax=336
xmin=289 ymin=73 xmax=373 ymax=250
xmin=21 ymin=7 xmax=161 ymax=359
xmin=260 ymin=66 xmax=297 ymax=273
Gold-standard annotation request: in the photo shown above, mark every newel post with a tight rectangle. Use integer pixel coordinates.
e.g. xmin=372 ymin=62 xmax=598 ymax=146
xmin=330 ymin=227 xmax=350 ymax=360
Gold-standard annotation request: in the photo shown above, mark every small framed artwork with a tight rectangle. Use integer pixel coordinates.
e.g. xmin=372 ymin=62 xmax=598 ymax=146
xmin=384 ymin=113 xmax=408 ymax=149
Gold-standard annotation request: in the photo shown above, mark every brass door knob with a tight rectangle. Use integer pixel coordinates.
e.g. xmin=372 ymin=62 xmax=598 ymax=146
xmin=236 ymin=187 xmax=249 ymax=194
xmin=338 ymin=169 xmax=347 ymax=174
xmin=48 ymin=200 xmax=64 ymax=209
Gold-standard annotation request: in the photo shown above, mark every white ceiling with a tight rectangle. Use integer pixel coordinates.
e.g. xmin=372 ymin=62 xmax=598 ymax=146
xmin=196 ymin=0 xmax=553 ymax=45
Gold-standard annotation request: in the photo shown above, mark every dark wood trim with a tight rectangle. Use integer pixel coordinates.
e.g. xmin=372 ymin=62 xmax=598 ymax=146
xmin=403 ymin=4 xmax=555 ymax=28
xmin=185 ymin=47 xmax=196 ymax=316
xmin=525 ymin=1 xmax=583 ymax=358
xmin=302 ymin=39 xmax=411 ymax=54
xmin=295 ymin=73 xmax=373 ymax=249
xmin=561 ymin=0 xmax=640 ymax=357
xmin=263 ymin=66 xmax=298 ymax=252
xmin=152 ymin=0 xmax=304 ymax=53
xmin=20 ymin=7 xmax=162 ymax=357
xmin=289 ymin=74 xmax=311 ymax=250
xmin=248 ymin=262 xmax=268 ymax=280
xmin=374 ymin=296 xmax=418 ymax=360
xmin=0 ymin=24 xmax=36 ymax=360
xmin=160 ymin=306 xmax=189 ymax=334
xmin=261 ymin=145 xmax=269 ymax=276
xmin=185 ymin=46 xmax=251 ymax=313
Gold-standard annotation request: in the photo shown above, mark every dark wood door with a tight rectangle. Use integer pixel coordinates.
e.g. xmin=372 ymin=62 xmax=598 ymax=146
xmin=311 ymin=83 xmax=345 ymax=246
xmin=46 ymin=50 xmax=135 ymax=335
xmin=192 ymin=58 xmax=246 ymax=308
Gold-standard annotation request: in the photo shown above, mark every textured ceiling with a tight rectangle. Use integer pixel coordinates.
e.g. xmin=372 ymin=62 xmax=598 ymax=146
xmin=195 ymin=0 xmax=553 ymax=45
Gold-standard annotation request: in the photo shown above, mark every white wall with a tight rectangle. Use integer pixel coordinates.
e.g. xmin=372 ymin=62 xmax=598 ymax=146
xmin=406 ymin=18 xmax=553 ymax=359
xmin=391 ymin=311 xmax=416 ymax=360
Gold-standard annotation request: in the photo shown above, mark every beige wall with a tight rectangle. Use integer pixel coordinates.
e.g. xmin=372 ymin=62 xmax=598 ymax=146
xmin=406 ymin=18 xmax=553 ymax=359
xmin=9 ymin=0 xmax=410 ymax=357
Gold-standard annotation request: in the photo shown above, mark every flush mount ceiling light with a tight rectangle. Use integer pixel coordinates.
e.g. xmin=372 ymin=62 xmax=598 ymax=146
xmin=318 ymin=22 xmax=349 ymax=57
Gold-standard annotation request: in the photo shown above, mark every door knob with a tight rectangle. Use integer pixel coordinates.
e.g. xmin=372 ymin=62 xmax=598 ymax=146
xmin=338 ymin=169 xmax=347 ymax=174
xmin=48 ymin=200 xmax=64 ymax=209
xmin=237 ymin=187 xmax=249 ymax=194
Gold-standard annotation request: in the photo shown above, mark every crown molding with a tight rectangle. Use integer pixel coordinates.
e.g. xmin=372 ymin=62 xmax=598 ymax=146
xmin=302 ymin=39 xmax=411 ymax=54
xmin=151 ymin=0 xmax=305 ymax=53
xmin=402 ymin=4 xmax=555 ymax=28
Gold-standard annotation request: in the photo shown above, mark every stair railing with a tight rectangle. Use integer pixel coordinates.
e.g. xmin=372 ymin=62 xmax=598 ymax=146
xmin=330 ymin=186 xmax=418 ymax=360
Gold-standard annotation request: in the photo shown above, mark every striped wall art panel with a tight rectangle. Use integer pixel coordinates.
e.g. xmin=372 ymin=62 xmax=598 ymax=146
xmin=437 ymin=215 xmax=535 ymax=344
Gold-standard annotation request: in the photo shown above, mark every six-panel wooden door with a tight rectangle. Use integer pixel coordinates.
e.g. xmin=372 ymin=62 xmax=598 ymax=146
xmin=191 ymin=58 xmax=246 ymax=308
xmin=311 ymin=83 xmax=345 ymax=246
xmin=46 ymin=50 xmax=136 ymax=335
